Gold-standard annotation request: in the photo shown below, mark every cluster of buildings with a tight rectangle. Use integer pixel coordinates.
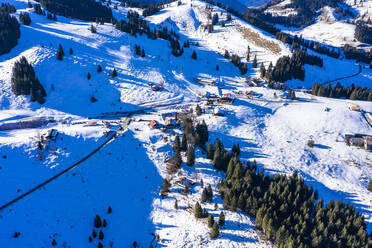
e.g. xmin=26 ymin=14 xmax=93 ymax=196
xmin=345 ymin=134 xmax=372 ymax=151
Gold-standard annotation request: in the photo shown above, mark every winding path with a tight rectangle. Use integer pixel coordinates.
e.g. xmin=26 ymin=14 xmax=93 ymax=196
xmin=321 ymin=64 xmax=362 ymax=85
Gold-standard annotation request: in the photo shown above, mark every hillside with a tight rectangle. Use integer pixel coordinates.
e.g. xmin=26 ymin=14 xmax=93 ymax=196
xmin=0 ymin=0 xmax=371 ymax=247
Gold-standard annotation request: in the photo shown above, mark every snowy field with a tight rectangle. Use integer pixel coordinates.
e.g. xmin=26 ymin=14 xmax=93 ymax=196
xmin=0 ymin=0 xmax=371 ymax=247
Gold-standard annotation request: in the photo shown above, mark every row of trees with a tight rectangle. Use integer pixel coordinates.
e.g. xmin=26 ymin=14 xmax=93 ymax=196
xmin=0 ymin=3 xmax=16 ymax=13
xmin=261 ymin=48 xmax=323 ymax=82
xmin=35 ymin=0 xmax=113 ymax=22
xmin=11 ymin=57 xmax=46 ymax=104
xmin=256 ymin=0 xmax=342 ymax=28
xmin=343 ymin=44 xmax=372 ymax=65
xmin=120 ymin=0 xmax=177 ymax=17
xmin=115 ymin=11 xmax=190 ymax=58
xmin=312 ymin=82 xmax=372 ymax=101
xmin=212 ymin=151 xmax=372 ymax=247
xmin=354 ymin=22 xmax=372 ymax=45
xmin=0 ymin=8 xmax=20 ymax=55
xmin=201 ymin=0 xmax=341 ymax=60
xmin=20 ymin=12 xmax=31 ymax=25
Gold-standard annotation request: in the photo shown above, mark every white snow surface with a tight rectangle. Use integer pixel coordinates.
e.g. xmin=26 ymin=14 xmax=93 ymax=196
xmin=0 ymin=0 xmax=371 ymax=247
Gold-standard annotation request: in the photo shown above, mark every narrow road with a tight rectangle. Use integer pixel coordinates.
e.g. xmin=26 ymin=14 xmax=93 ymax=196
xmin=322 ymin=64 xmax=362 ymax=85
xmin=0 ymin=117 xmax=132 ymax=211
xmin=0 ymin=100 xmax=199 ymax=211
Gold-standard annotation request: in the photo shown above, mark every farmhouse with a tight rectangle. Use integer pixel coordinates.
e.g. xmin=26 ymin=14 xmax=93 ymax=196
xmin=345 ymin=134 xmax=372 ymax=151
xmin=218 ymin=93 xmax=235 ymax=104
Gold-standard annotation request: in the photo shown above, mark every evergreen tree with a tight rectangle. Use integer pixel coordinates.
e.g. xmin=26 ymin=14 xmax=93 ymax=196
xmin=192 ymin=50 xmax=197 ymax=60
xmin=99 ymin=230 xmax=104 ymax=240
xmin=212 ymin=13 xmax=219 ymax=25
xmin=194 ymin=202 xmax=202 ymax=218
xmin=218 ymin=211 xmax=225 ymax=226
xmin=69 ymin=48 xmax=73 ymax=55
xmin=103 ymin=219 xmax=107 ymax=227
xmin=207 ymin=215 xmax=214 ymax=228
xmin=92 ymin=229 xmax=97 ymax=238
xmin=90 ymin=24 xmax=97 ymax=33
xmin=195 ymin=104 xmax=202 ymax=116
xmin=207 ymin=143 xmax=214 ymax=160
xmin=87 ymin=72 xmax=91 ymax=80
xmin=112 ymin=68 xmax=117 ymax=77
xmin=224 ymin=50 xmax=230 ymax=59
xmin=56 ymin=44 xmax=64 ymax=60
xmin=141 ymin=48 xmax=145 ymax=57
xmin=11 ymin=56 xmax=46 ymax=103
xmin=186 ymin=144 xmax=195 ymax=166
xmin=174 ymin=199 xmax=178 ymax=210
xmin=97 ymin=64 xmax=102 ymax=72
xmin=210 ymin=223 xmax=219 ymax=239
xmin=252 ymin=55 xmax=257 ymax=68
xmin=94 ymin=214 xmax=102 ymax=228
xmin=368 ymin=179 xmax=372 ymax=192
xmin=107 ymin=206 xmax=112 ymax=214
xmin=98 ymin=242 xmax=103 ymax=248
xmin=181 ymin=132 xmax=187 ymax=151
xmin=173 ymin=135 xmax=181 ymax=152
xmin=200 ymin=179 xmax=204 ymax=188
xmin=19 ymin=12 xmax=31 ymax=25
xmin=260 ymin=63 xmax=266 ymax=78
xmin=201 ymin=188 xmax=209 ymax=202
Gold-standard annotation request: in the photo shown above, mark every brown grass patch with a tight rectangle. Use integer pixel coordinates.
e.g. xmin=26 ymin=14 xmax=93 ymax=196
xmin=239 ymin=27 xmax=281 ymax=54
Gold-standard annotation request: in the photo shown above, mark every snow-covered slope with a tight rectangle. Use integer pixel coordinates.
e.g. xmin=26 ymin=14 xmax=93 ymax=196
xmin=0 ymin=0 xmax=371 ymax=247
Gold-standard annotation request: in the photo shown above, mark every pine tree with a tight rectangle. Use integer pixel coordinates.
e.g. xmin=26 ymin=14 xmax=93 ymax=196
xmin=107 ymin=206 xmax=112 ymax=214
xmin=20 ymin=12 xmax=31 ymax=25
xmin=112 ymin=68 xmax=117 ymax=77
xmin=208 ymin=215 xmax=214 ymax=227
xmin=201 ymin=188 xmax=208 ymax=202
xmin=87 ymin=72 xmax=91 ymax=80
xmin=94 ymin=214 xmax=102 ymax=228
xmin=98 ymin=242 xmax=103 ymax=248
xmin=252 ymin=55 xmax=257 ymax=68
xmin=141 ymin=48 xmax=145 ymax=57
xmin=200 ymin=179 xmax=204 ymax=188
xmin=224 ymin=50 xmax=230 ymax=59
xmin=99 ymin=230 xmax=104 ymax=240
xmin=69 ymin=48 xmax=73 ymax=55
xmin=88 ymin=236 xmax=93 ymax=242
xmin=174 ymin=199 xmax=178 ymax=210
xmin=260 ymin=63 xmax=266 ymax=78
xmin=92 ymin=229 xmax=97 ymax=238
xmin=210 ymin=223 xmax=219 ymax=239
xmin=194 ymin=202 xmax=202 ymax=218
xmin=97 ymin=64 xmax=102 ymax=72
xmin=52 ymin=239 xmax=57 ymax=246
xmin=173 ymin=135 xmax=181 ymax=152
xmin=195 ymin=104 xmax=202 ymax=115
xmin=214 ymin=203 xmax=218 ymax=210
xmin=90 ymin=24 xmax=97 ymax=33
xmin=11 ymin=56 xmax=46 ymax=103
xmin=218 ymin=211 xmax=225 ymax=226
xmin=181 ymin=132 xmax=187 ymax=151
xmin=56 ymin=44 xmax=64 ymax=60
xmin=368 ymin=179 xmax=372 ymax=192
xmin=207 ymin=143 xmax=214 ymax=160
xmin=192 ymin=50 xmax=197 ymax=60
xmin=187 ymin=145 xmax=195 ymax=166
xmin=103 ymin=219 xmax=107 ymax=227
xmin=212 ymin=13 xmax=219 ymax=25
